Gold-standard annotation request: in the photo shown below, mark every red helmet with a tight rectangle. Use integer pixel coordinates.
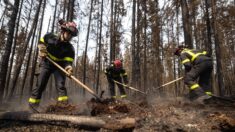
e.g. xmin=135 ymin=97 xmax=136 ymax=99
xmin=59 ymin=20 xmax=78 ymax=36
xmin=113 ymin=59 xmax=122 ymax=69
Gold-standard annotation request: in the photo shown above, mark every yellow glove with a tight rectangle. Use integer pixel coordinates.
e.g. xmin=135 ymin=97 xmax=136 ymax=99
xmin=65 ymin=65 xmax=73 ymax=76
xmin=38 ymin=44 xmax=47 ymax=57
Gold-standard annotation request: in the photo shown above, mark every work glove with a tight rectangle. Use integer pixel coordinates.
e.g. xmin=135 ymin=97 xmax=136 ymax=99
xmin=65 ymin=65 xmax=73 ymax=76
xmin=38 ymin=44 xmax=48 ymax=57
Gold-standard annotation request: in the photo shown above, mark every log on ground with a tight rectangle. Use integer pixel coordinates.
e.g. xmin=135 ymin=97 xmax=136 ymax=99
xmin=0 ymin=111 xmax=135 ymax=130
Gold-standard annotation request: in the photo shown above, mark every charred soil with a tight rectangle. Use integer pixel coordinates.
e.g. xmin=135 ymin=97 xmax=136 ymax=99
xmin=0 ymin=97 xmax=235 ymax=131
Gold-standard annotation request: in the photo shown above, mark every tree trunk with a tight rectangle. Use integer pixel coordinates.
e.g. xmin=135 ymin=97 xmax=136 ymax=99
xmin=51 ymin=0 xmax=58 ymax=33
xmin=7 ymin=0 xmax=33 ymax=98
xmin=46 ymin=16 xmax=51 ymax=33
xmin=27 ymin=0 xmax=47 ymax=100
xmin=180 ymin=0 xmax=193 ymax=48
xmin=0 ymin=0 xmax=20 ymax=103
xmin=131 ymin=0 xmax=136 ymax=86
xmin=4 ymin=0 xmax=24 ymax=98
xmin=205 ymin=0 xmax=213 ymax=55
xmin=83 ymin=0 xmax=94 ymax=84
xmin=153 ymin=0 xmax=163 ymax=94
xmin=0 ymin=27 xmax=7 ymax=60
xmin=96 ymin=0 xmax=104 ymax=93
xmin=110 ymin=0 xmax=114 ymax=63
xmin=19 ymin=0 xmax=43 ymax=100
xmin=7 ymin=0 xmax=42 ymax=100
xmin=189 ymin=0 xmax=199 ymax=48
xmin=93 ymin=19 xmax=99 ymax=91
xmin=211 ymin=0 xmax=225 ymax=96
xmin=67 ymin=0 xmax=75 ymax=21
xmin=135 ymin=0 xmax=141 ymax=90
xmin=143 ymin=0 xmax=147 ymax=92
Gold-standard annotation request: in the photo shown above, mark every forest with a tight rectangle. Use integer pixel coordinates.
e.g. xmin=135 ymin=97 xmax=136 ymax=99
xmin=0 ymin=0 xmax=234 ymax=131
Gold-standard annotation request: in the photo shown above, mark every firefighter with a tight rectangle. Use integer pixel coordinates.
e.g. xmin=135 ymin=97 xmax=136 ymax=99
xmin=105 ymin=59 xmax=128 ymax=99
xmin=174 ymin=45 xmax=213 ymax=101
xmin=28 ymin=20 xmax=78 ymax=111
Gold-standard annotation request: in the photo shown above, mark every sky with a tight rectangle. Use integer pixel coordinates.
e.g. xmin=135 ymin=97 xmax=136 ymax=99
xmin=0 ymin=0 xmax=165 ymax=61
xmin=42 ymin=0 xmax=164 ymax=60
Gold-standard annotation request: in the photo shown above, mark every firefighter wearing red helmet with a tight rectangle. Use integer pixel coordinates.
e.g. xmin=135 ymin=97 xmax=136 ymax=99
xmin=28 ymin=19 xmax=78 ymax=112
xmin=174 ymin=45 xmax=213 ymax=102
xmin=105 ymin=59 xmax=128 ymax=99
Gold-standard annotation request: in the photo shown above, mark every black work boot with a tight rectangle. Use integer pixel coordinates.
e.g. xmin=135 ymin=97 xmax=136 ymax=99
xmin=189 ymin=88 xmax=208 ymax=101
xmin=189 ymin=88 xmax=211 ymax=103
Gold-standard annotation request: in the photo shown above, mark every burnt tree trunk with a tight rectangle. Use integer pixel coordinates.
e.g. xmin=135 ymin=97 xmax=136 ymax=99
xmin=19 ymin=0 xmax=43 ymax=99
xmin=143 ymin=0 xmax=147 ymax=91
xmin=0 ymin=0 xmax=20 ymax=103
xmin=135 ymin=0 xmax=141 ymax=90
xmin=95 ymin=0 xmax=104 ymax=92
xmin=4 ymin=0 xmax=24 ymax=98
xmin=180 ymin=0 xmax=193 ymax=48
xmin=67 ymin=0 xmax=75 ymax=21
xmin=211 ymin=0 xmax=225 ymax=96
xmin=131 ymin=0 xmax=136 ymax=86
xmin=28 ymin=0 xmax=47 ymax=99
xmin=83 ymin=0 xmax=94 ymax=85
xmin=205 ymin=0 xmax=213 ymax=55
xmin=51 ymin=0 xmax=58 ymax=33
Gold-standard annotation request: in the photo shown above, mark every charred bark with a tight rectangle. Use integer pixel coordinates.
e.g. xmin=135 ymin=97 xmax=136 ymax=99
xmin=180 ymin=0 xmax=193 ymax=48
xmin=0 ymin=0 xmax=20 ymax=103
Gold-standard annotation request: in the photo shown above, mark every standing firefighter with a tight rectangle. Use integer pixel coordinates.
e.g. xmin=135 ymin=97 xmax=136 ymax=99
xmin=28 ymin=20 xmax=78 ymax=111
xmin=174 ymin=46 xmax=213 ymax=101
xmin=105 ymin=59 xmax=128 ymax=99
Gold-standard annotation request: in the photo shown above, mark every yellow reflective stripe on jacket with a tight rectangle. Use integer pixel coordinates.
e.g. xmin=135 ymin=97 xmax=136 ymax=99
xmin=205 ymin=91 xmax=212 ymax=96
xmin=39 ymin=38 xmax=45 ymax=43
xmin=182 ymin=49 xmax=207 ymax=62
xmin=48 ymin=53 xmax=73 ymax=62
xmin=58 ymin=96 xmax=68 ymax=101
xmin=182 ymin=59 xmax=190 ymax=64
xmin=63 ymin=57 xmax=74 ymax=62
xmin=190 ymin=84 xmax=200 ymax=90
xmin=29 ymin=98 xmax=40 ymax=103
xmin=191 ymin=51 xmax=207 ymax=61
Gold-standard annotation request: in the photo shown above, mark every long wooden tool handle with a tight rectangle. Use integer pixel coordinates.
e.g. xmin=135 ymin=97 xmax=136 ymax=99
xmin=113 ymin=80 xmax=146 ymax=95
xmin=155 ymin=77 xmax=184 ymax=90
xmin=46 ymin=57 xmax=98 ymax=98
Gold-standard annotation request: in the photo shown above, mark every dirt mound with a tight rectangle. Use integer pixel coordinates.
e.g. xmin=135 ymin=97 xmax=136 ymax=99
xmin=45 ymin=103 xmax=79 ymax=115
xmin=87 ymin=98 xmax=130 ymax=116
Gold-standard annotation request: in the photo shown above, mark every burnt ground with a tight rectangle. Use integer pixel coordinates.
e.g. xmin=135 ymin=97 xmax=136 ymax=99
xmin=0 ymin=96 xmax=235 ymax=132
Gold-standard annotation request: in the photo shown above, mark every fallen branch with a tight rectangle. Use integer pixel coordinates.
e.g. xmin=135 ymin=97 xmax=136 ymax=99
xmin=0 ymin=111 xmax=135 ymax=130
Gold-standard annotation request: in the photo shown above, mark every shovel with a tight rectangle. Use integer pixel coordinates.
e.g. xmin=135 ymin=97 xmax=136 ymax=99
xmin=155 ymin=77 xmax=184 ymax=90
xmin=46 ymin=57 xmax=102 ymax=101
xmin=113 ymin=80 xmax=146 ymax=95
